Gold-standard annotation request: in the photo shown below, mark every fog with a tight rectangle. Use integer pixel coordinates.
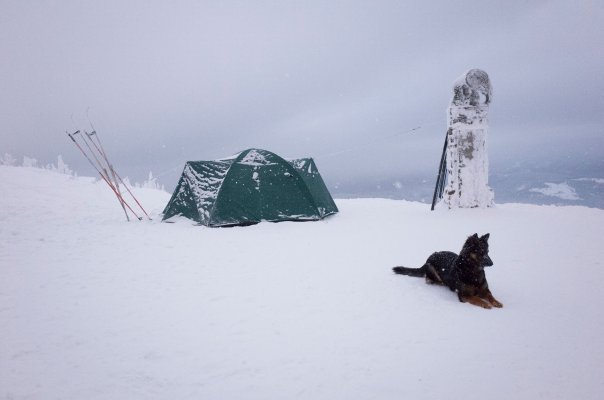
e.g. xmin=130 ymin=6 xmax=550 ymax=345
xmin=1 ymin=0 xmax=602 ymax=201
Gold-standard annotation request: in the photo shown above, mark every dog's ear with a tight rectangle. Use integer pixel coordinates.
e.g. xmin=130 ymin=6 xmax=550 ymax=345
xmin=471 ymin=233 xmax=479 ymax=239
xmin=481 ymin=233 xmax=490 ymax=241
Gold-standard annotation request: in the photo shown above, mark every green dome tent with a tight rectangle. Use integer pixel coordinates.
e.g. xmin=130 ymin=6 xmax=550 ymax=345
xmin=162 ymin=148 xmax=338 ymax=226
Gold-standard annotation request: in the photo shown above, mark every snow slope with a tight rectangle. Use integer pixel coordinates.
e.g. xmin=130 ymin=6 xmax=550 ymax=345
xmin=1 ymin=166 xmax=603 ymax=400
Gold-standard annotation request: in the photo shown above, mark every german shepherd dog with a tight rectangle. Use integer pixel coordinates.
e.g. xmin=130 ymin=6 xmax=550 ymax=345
xmin=393 ymin=233 xmax=503 ymax=309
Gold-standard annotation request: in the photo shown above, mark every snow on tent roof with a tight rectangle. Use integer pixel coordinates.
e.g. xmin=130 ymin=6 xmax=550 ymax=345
xmin=162 ymin=148 xmax=338 ymax=226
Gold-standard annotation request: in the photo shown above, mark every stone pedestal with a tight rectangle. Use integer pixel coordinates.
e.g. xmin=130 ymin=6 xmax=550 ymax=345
xmin=443 ymin=69 xmax=494 ymax=208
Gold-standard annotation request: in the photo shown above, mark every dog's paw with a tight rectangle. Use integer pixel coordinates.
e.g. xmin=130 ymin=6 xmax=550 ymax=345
xmin=480 ymin=302 xmax=492 ymax=309
xmin=487 ymin=296 xmax=503 ymax=308
xmin=463 ymin=296 xmax=492 ymax=309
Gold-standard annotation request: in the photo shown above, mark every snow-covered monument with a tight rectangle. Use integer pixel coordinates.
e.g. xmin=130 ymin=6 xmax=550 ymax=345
xmin=432 ymin=69 xmax=495 ymax=209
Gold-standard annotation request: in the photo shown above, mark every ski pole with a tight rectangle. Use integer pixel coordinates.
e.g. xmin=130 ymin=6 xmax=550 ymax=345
xmin=74 ymin=130 xmax=131 ymax=221
xmin=68 ymin=131 xmax=134 ymax=220
xmin=67 ymin=131 xmax=140 ymax=220
xmin=79 ymin=131 xmax=131 ymax=220
xmin=85 ymin=130 xmax=152 ymax=220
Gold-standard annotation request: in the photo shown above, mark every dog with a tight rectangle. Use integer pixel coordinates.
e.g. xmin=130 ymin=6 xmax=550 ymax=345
xmin=392 ymin=233 xmax=503 ymax=309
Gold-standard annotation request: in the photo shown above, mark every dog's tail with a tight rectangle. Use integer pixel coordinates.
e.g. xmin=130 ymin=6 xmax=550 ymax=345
xmin=392 ymin=266 xmax=425 ymax=277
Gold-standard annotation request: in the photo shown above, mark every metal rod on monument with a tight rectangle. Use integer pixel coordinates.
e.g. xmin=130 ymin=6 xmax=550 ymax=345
xmin=66 ymin=131 xmax=139 ymax=221
xmin=430 ymin=130 xmax=449 ymax=211
xmin=85 ymin=130 xmax=151 ymax=220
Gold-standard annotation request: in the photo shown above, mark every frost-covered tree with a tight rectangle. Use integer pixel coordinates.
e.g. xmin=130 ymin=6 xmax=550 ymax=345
xmin=58 ymin=155 xmax=72 ymax=175
xmin=22 ymin=156 xmax=38 ymax=168
xmin=47 ymin=155 xmax=74 ymax=175
xmin=1 ymin=153 xmax=17 ymax=166
xmin=136 ymin=171 xmax=164 ymax=191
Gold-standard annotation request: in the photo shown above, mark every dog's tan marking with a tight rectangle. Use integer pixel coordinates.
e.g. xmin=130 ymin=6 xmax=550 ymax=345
xmin=461 ymin=295 xmax=492 ymax=309
xmin=485 ymin=293 xmax=503 ymax=308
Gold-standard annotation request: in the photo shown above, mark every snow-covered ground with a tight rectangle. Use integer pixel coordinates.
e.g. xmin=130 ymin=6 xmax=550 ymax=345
xmin=1 ymin=165 xmax=603 ymax=400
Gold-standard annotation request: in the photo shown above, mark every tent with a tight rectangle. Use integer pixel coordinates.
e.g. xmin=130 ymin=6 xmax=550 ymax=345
xmin=162 ymin=148 xmax=338 ymax=226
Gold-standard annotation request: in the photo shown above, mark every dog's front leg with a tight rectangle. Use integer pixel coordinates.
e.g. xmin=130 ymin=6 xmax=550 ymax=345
xmin=485 ymin=292 xmax=503 ymax=308
xmin=459 ymin=293 xmax=492 ymax=309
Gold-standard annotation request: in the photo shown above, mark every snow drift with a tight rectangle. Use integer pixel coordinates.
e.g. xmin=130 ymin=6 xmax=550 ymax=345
xmin=1 ymin=165 xmax=603 ymax=399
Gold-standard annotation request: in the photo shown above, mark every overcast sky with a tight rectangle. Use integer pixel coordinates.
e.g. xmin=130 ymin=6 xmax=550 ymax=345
xmin=1 ymin=0 xmax=602 ymax=188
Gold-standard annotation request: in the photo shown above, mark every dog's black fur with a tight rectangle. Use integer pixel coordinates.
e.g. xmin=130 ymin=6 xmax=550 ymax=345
xmin=393 ymin=233 xmax=503 ymax=309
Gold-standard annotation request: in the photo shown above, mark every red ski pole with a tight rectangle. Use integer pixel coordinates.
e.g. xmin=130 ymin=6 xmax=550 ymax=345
xmin=67 ymin=131 xmax=141 ymax=221
xmin=85 ymin=130 xmax=152 ymax=220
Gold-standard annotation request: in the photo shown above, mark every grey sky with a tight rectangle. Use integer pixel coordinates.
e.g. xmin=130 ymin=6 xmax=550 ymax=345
xmin=1 ymin=0 xmax=603 ymax=190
